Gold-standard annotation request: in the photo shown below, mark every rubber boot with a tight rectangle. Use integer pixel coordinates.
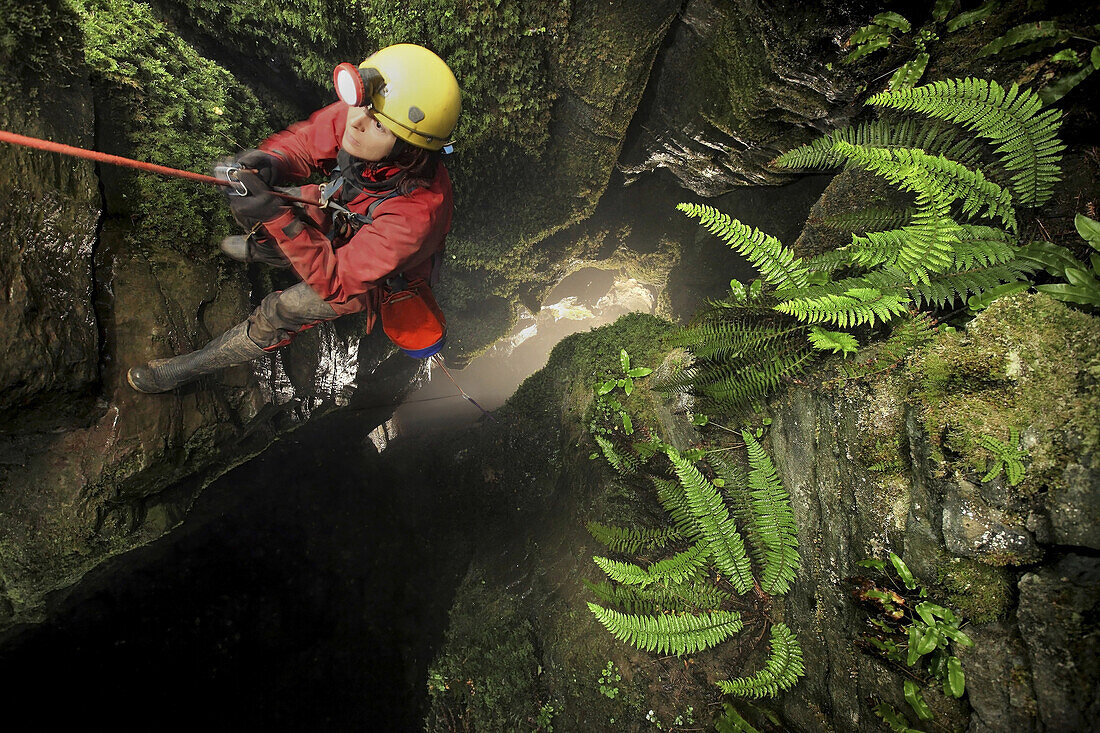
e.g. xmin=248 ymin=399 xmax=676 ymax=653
xmin=127 ymin=322 xmax=267 ymax=393
xmin=219 ymin=234 xmax=291 ymax=268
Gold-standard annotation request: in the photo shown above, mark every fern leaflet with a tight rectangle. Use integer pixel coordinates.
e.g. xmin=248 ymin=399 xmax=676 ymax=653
xmin=678 ymin=203 xmax=809 ymax=290
xmin=717 ymin=623 xmax=805 ymax=697
xmin=594 ymin=541 xmax=710 ymax=588
xmin=741 ymin=431 xmax=799 ymax=594
xmin=666 ymin=448 xmax=756 ymax=594
xmin=867 ymin=78 xmax=1064 ymax=206
xmin=587 ymin=522 xmax=683 ymax=554
xmin=587 ymin=602 xmax=744 ymax=656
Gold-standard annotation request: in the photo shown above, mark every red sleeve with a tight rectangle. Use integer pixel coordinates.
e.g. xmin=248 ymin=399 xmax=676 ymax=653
xmin=258 ymin=102 xmax=349 ymax=181
xmin=262 ymin=195 xmax=442 ymax=309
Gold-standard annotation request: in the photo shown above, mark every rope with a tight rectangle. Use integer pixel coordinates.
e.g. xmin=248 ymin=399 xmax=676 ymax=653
xmin=430 ymin=355 xmax=496 ymax=422
xmin=0 ymin=129 xmax=320 ymax=208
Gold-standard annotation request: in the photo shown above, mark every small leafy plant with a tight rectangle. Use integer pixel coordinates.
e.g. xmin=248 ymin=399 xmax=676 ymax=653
xmin=843 ymin=1 xmax=1008 ymax=91
xmin=1022 ymin=213 xmax=1100 ymax=309
xmin=597 ymin=660 xmax=621 ymax=699
xmin=854 ymin=552 xmax=973 ymax=730
xmin=977 ymin=427 xmax=1029 ymax=485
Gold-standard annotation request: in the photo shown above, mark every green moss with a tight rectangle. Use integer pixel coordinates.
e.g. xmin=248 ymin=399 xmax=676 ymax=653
xmin=505 ymin=313 xmax=673 ymax=422
xmin=909 ymin=293 xmax=1100 ymax=496
xmin=933 ymin=557 xmax=1014 ymax=624
xmin=425 ymin=567 xmax=544 ymax=732
xmin=70 ymin=0 xmax=274 ymax=259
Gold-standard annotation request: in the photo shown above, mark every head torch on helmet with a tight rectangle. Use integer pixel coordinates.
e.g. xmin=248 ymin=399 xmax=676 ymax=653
xmin=333 ymin=63 xmax=384 ymax=108
xmin=331 ymin=44 xmax=461 ymax=153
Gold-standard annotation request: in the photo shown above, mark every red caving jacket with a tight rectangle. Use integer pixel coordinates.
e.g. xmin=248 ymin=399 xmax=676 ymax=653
xmin=256 ymin=102 xmax=453 ymax=332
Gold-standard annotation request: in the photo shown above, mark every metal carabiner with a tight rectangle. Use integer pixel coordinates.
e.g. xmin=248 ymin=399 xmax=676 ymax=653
xmin=214 ymin=164 xmax=249 ymax=196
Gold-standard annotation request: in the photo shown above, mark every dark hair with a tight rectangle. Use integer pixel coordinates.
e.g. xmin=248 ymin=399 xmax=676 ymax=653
xmin=392 ymin=143 xmax=440 ymax=195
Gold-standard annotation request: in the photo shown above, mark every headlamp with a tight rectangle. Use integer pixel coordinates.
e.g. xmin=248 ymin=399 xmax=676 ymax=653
xmin=333 ymin=63 xmax=385 ymax=107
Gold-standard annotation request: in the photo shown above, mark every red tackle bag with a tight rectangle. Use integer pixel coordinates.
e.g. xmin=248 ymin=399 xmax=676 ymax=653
xmin=379 ymin=277 xmax=447 ymax=358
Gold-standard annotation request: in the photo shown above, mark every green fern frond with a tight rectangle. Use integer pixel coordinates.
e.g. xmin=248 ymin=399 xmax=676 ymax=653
xmin=670 ymin=316 xmax=805 ymax=362
xmin=832 ymin=143 xmax=1017 ymax=231
xmin=910 ymin=260 xmax=1035 ymax=308
xmin=717 ymin=623 xmax=805 ymax=697
xmin=586 ymin=522 xmax=683 ymax=554
xmin=594 ymin=541 xmax=710 ymax=588
xmin=808 ymin=326 xmax=860 ymax=355
xmin=666 ymin=449 xmax=756 ymax=594
xmin=653 ymin=477 xmax=701 ymax=541
xmin=978 ymin=428 xmax=1028 ymax=485
xmin=587 ymin=602 xmax=744 ymax=655
xmin=838 ymin=312 xmax=935 ymax=381
xmin=593 ymin=555 xmax=655 ymax=587
xmin=952 ymin=225 xmax=1018 ymax=268
xmin=583 ymin=579 xmax=731 ymax=615
xmin=819 ymin=206 xmax=915 ymax=234
xmin=776 ymin=286 xmax=909 ymax=329
xmin=832 ymin=143 xmax=964 ymax=280
xmin=707 ymin=453 xmax=766 ymax=569
xmin=596 ymin=435 xmax=640 ymax=475
xmin=741 ymin=431 xmax=799 ymax=595
xmin=774 ymin=118 xmax=984 ymax=171
xmin=677 ymin=203 xmax=809 ymax=291
xmin=867 ymin=78 xmax=1064 ymax=206
xmin=694 ymin=350 xmax=817 ymax=412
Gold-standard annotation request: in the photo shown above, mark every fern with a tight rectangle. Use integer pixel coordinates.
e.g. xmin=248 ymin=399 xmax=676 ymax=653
xmin=582 ymin=579 xmax=732 ymax=615
xmin=671 ymin=315 xmax=806 ymax=361
xmin=707 ymin=454 xmax=764 ymax=568
xmin=952 ymin=225 xmax=1018 ymax=268
xmin=867 ymin=78 xmax=1064 ymax=206
xmin=978 ymin=428 xmax=1028 ymax=485
xmin=691 ymin=350 xmax=817 ymax=411
xmin=776 ymin=286 xmax=909 ymax=329
xmin=741 ymin=431 xmax=799 ymax=595
xmin=819 ymin=206 xmax=915 ymax=234
xmin=837 ymin=313 xmax=935 ymax=381
xmin=677 ymin=203 xmax=809 ymax=291
xmin=832 ymin=142 xmax=966 ymax=280
xmin=808 ymin=326 xmax=860 ymax=355
xmin=717 ymin=623 xmax=805 ymax=697
xmin=587 ymin=603 xmax=744 ymax=656
xmin=774 ymin=118 xmax=984 ymax=171
xmin=595 ymin=435 xmax=639 ymax=475
xmin=666 ymin=448 xmax=756 ymax=594
xmin=594 ymin=541 xmax=710 ymax=588
xmin=587 ymin=522 xmax=683 ymax=554
xmin=653 ymin=476 xmax=700 ymax=541
xmin=910 ymin=260 xmax=1035 ymax=309
xmin=832 ymin=143 xmax=1017 ymax=231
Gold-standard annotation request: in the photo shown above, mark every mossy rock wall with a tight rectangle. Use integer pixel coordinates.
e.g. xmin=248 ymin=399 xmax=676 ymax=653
xmin=0 ymin=0 xmax=784 ymax=633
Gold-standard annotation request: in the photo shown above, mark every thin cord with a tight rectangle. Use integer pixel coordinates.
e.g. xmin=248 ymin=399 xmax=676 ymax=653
xmin=430 ymin=355 xmax=497 ymax=422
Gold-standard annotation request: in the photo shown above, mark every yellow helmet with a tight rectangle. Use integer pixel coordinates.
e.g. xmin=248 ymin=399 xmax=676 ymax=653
xmin=333 ymin=44 xmax=461 ymax=152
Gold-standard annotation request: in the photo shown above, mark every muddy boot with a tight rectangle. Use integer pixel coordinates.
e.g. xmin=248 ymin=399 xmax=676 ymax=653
xmin=127 ymin=322 xmax=267 ymax=393
xmin=219 ymin=234 xmax=291 ymax=268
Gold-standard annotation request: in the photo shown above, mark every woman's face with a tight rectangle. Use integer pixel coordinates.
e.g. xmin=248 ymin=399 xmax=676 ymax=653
xmin=342 ymin=106 xmax=397 ymax=162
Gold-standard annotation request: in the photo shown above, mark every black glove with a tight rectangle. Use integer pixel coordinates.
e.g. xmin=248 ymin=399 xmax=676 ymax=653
xmin=237 ymin=148 xmax=284 ymax=186
xmin=227 ymin=170 xmax=287 ymax=230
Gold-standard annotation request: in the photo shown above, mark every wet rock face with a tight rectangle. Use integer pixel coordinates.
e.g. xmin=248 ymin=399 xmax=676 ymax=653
xmin=621 ymin=0 xmax=869 ymax=194
xmin=1017 ymin=555 xmax=1100 ymax=731
xmin=0 ymin=47 xmax=100 ymax=422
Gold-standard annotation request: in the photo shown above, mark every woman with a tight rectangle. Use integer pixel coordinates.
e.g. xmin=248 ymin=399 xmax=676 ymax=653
xmin=128 ymin=43 xmax=460 ymax=393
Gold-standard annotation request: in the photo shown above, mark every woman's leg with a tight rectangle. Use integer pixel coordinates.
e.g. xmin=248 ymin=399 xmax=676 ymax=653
xmin=127 ymin=283 xmax=338 ymax=393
